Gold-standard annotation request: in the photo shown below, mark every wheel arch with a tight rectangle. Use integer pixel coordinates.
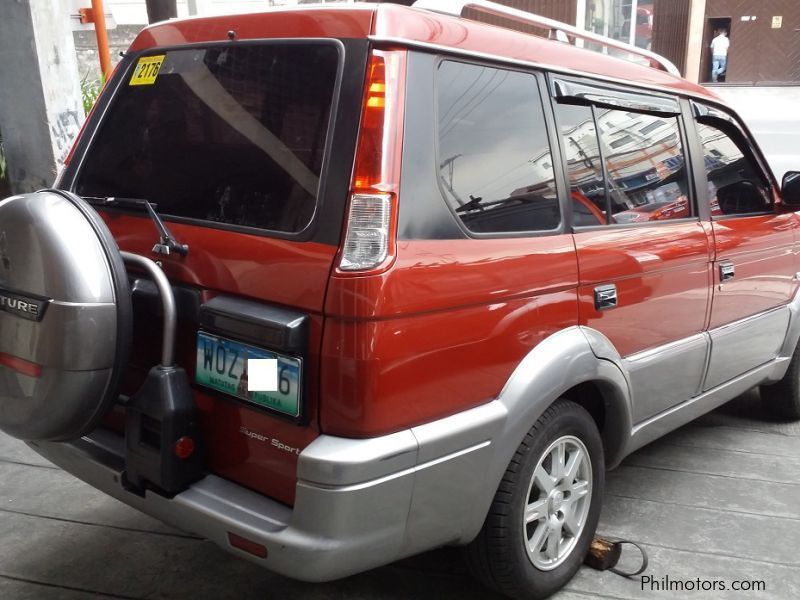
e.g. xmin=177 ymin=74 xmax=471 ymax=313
xmin=559 ymin=379 xmax=629 ymax=470
xmin=459 ymin=326 xmax=633 ymax=543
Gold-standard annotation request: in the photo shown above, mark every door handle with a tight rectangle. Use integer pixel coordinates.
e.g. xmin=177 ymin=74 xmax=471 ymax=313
xmin=594 ymin=284 xmax=617 ymax=310
xmin=719 ymin=261 xmax=735 ymax=281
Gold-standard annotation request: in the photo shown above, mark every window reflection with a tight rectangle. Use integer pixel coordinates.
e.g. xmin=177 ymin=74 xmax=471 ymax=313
xmin=598 ymin=109 xmax=691 ymax=223
xmin=437 ymin=61 xmax=559 ymax=234
xmin=77 ymin=44 xmax=338 ymax=232
xmin=556 ymin=104 xmax=607 ymax=226
xmin=556 ymin=103 xmax=691 ymax=225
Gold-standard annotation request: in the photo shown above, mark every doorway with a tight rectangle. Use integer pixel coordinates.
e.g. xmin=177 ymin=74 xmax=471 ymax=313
xmin=703 ymin=17 xmax=732 ymax=83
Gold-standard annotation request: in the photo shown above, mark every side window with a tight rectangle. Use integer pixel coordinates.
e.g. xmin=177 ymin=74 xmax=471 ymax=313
xmin=556 ymin=102 xmax=691 ymax=225
xmin=599 ymin=108 xmax=691 ymax=223
xmin=695 ymin=118 xmax=771 ymax=216
xmin=436 ymin=61 xmax=559 ymax=234
xmin=554 ymin=104 xmax=606 ymax=226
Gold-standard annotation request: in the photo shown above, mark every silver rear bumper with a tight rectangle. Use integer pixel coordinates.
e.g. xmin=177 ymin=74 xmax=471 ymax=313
xmin=29 ymin=401 xmax=506 ymax=581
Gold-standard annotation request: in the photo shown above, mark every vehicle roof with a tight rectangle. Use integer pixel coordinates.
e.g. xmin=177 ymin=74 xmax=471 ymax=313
xmin=129 ymin=2 xmax=718 ymax=103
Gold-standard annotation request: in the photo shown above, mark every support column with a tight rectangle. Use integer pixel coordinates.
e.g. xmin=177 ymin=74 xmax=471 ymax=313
xmin=685 ymin=0 xmax=708 ymax=83
xmin=0 ymin=0 xmax=83 ymax=194
xmin=145 ymin=0 xmax=177 ymax=24
xmin=576 ymin=0 xmax=587 ymax=29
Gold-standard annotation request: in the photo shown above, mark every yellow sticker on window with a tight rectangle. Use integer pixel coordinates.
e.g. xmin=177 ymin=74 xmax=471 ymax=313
xmin=130 ymin=55 xmax=166 ymax=86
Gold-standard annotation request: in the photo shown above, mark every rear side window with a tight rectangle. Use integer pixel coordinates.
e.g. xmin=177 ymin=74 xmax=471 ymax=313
xmin=556 ymin=102 xmax=691 ymax=225
xmin=599 ymin=108 xmax=690 ymax=223
xmin=553 ymin=104 xmax=606 ymax=226
xmin=76 ymin=43 xmax=340 ymax=233
xmin=436 ymin=61 xmax=559 ymax=234
xmin=695 ymin=118 xmax=771 ymax=216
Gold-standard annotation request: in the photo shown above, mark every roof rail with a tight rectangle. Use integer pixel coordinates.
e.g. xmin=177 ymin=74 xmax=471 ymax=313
xmin=411 ymin=0 xmax=681 ymax=77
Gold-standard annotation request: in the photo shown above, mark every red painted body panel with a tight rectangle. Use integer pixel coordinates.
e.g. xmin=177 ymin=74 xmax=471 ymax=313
xmin=129 ymin=8 xmax=375 ymax=50
xmin=575 ymin=222 xmax=712 ymax=357
xmin=103 ymin=213 xmax=337 ymax=311
xmin=321 ymin=237 xmax=579 ymax=437
xmin=101 ymin=213 xmax=332 ymax=506
xmin=709 ymin=213 xmax=798 ymax=329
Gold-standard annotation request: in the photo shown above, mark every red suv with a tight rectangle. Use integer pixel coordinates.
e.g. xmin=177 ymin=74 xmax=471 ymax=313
xmin=2 ymin=2 xmax=800 ymax=598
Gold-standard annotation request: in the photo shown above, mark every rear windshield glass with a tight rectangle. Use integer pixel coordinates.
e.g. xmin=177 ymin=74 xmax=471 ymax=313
xmin=76 ymin=43 xmax=340 ymax=233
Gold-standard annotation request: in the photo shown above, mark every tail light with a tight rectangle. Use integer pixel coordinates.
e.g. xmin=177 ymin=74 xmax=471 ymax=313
xmin=339 ymin=194 xmax=392 ymax=271
xmin=338 ymin=50 xmax=406 ymax=274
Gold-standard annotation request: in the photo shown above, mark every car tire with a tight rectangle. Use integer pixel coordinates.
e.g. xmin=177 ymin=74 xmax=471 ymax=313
xmin=465 ymin=399 xmax=604 ymax=600
xmin=760 ymin=342 xmax=800 ymax=420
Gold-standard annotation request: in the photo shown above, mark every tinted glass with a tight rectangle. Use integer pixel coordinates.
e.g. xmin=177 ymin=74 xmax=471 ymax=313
xmin=695 ymin=119 xmax=771 ymax=216
xmin=556 ymin=103 xmax=606 ymax=225
xmin=598 ymin=109 xmax=691 ymax=223
xmin=437 ymin=61 xmax=559 ymax=234
xmin=76 ymin=44 xmax=339 ymax=233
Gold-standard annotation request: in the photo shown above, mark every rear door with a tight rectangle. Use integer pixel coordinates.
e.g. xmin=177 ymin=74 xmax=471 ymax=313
xmin=550 ymin=78 xmax=713 ymax=424
xmin=59 ymin=40 xmax=367 ymax=505
xmin=689 ymin=103 xmax=798 ymax=390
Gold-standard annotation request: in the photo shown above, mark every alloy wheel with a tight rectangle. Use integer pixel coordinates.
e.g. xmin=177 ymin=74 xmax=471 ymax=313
xmin=523 ymin=435 xmax=593 ymax=570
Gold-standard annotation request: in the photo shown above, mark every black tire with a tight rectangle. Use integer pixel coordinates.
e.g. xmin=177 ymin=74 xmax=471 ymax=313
xmin=465 ymin=400 xmax=604 ymax=600
xmin=760 ymin=342 xmax=800 ymax=420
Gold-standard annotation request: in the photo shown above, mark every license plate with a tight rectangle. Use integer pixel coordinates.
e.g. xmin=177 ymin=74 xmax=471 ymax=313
xmin=195 ymin=332 xmax=302 ymax=418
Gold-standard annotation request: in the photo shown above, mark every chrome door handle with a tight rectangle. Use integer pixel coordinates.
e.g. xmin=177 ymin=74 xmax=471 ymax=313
xmin=594 ymin=284 xmax=617 ymax=310
xmin=719 ymin=261 xmax=735 ymax=281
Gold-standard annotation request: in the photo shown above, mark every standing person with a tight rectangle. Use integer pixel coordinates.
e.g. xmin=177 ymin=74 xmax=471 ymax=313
xmin=710 ymin=28 xmax=730 ymax=82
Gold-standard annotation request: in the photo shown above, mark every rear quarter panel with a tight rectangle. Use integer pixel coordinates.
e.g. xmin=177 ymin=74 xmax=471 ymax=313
xmin=321 ymin=237 xmax=579 ymax=436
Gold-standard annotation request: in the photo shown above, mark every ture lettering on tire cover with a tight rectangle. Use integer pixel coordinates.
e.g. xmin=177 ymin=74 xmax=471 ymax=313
xmin=0 ymin=286 xmax=50 ymax=322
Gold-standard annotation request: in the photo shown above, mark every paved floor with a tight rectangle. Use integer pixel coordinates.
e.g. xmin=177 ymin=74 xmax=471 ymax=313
xmin=1 ymin=389 xmax=799 ymax=599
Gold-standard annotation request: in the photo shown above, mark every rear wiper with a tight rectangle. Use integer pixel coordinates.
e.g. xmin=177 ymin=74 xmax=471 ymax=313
xmin=85 ymin=196 xmax=189 ymax=257
xmin=456 ymin=194 xmax=485 ymax=213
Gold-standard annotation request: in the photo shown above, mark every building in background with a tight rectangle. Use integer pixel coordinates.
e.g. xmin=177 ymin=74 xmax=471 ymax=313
xmin=69 ymin=0 xmax=800 ymax=85
xmin=71 ymin=0 xmax=344 ymax=25
xmin=700 ymin=0 xmax=800 ymax=84
xmin=481 ymin=0 xmax=799 ymax=85
xmin=69 ymin=0 xmax=350 ymax=81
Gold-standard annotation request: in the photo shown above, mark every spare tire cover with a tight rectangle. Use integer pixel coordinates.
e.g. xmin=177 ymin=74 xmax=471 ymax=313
xmin=0 ymin=190 xmax=131 ymax=441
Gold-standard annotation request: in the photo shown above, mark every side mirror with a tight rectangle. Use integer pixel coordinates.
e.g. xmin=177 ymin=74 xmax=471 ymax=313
xmin=716 ymin=180 xmax=768 ymax=215
xmin=782 ymin=171 xmax=800 ymax=207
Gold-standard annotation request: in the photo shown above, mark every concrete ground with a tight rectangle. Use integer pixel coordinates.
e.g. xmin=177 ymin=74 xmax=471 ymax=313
xmin=1 ymin=389 xmax=799 ymax=600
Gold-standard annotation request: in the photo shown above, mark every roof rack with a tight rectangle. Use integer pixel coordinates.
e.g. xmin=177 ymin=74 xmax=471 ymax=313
xmin=411 ymin=0 xmax=681 ymax=77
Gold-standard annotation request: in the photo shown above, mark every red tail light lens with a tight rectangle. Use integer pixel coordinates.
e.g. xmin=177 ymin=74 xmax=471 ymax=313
xmin=339 ymin=50 xmax=406 ymax=274
xmin=228 ymin=532 xmax=268 ymax=558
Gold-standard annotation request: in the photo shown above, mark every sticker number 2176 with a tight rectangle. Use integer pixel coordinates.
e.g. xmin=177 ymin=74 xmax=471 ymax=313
xmin=130 ymin=55 xmax=165 ymax=86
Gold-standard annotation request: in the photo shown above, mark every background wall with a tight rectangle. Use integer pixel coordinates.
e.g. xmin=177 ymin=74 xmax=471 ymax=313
xmin=703 ymin=0 xmax=800 ymax=84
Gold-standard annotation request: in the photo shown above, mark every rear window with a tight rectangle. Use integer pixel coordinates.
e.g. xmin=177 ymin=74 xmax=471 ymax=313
xmin=76 ymin=43 xmax=340 ymax=233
